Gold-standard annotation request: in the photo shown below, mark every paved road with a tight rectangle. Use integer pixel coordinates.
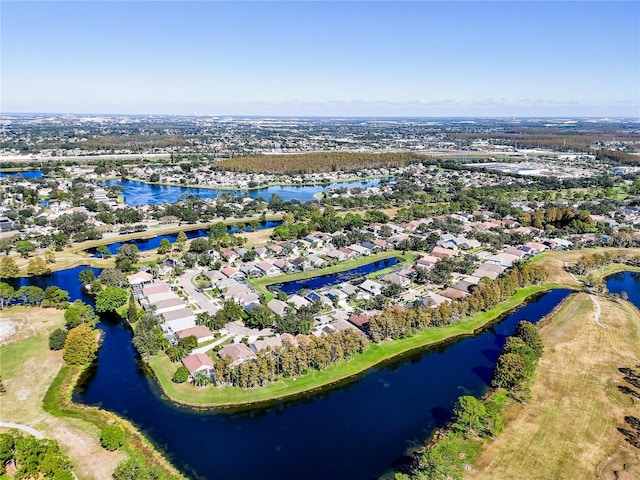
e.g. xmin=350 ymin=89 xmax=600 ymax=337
xmin=0 ymin=421 xmax=44 ymax=439
xmin=178 ymin=270 xmax=219 ymax=315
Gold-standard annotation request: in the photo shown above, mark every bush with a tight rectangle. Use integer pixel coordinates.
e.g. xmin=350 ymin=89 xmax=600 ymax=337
xmin=49 ymin=328 xmax=68 ymax=351
xmin=172 ymin=366 xmax=189 ymax=384
xmin=100 ymin=425 xmax=125 ymax=451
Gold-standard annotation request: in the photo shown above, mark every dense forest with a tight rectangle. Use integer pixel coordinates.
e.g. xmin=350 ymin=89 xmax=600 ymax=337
xmin=217 ymin=152 xmax=430 ymax=174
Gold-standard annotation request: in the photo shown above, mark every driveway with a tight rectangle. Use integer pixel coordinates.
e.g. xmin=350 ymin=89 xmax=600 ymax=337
xmin=178 ymin=270 xmax=219 ymax=315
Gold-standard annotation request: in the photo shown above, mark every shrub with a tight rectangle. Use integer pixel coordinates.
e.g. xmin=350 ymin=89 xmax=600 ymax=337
xmin=100 ymin=425 xmax=125 ymax=451
xmin=172 ymin=366 xmax=189 ymax=384
xmin=48 ymin=328 xmax=68 ymax=351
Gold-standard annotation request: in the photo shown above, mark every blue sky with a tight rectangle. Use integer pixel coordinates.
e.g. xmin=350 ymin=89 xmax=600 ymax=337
xmin=2 ymin=1 xmax=639 ymax=116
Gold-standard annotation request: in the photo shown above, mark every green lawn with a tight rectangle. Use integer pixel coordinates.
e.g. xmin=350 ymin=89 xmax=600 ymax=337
xmin=149 ymin=282 xmax=570 ymax=408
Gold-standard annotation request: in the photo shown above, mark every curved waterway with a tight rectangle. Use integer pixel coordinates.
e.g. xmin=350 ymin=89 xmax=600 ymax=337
xmin=13 ymin=265 xmax=583 ymax=479
xmin=269 ymin=257 xmax=399 ymax=295
xmin=103 ymin=178 xmax=383 ymax=206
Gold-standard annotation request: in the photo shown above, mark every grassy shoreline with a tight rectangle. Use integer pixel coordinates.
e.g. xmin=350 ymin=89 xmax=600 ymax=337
xmin=148 ymin=282 xmax=572 ymax=408
xmin=44 ymin=364 xmax=185 ymax=478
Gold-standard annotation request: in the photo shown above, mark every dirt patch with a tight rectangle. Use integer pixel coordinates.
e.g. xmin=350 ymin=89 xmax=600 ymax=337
xmin=0 ymin=319 xmax=18 ymax=344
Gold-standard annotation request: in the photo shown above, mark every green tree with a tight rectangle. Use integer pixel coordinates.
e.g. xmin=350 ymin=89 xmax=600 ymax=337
xmin=0 ymin=256 xmax=19 ymax=280
xmin=64 ymin=300 xmax=99 ymax=329
xmin=15 ymin=240 xmax=36 ymax=258
xmin=157 ymin=238 xmax=172 ymax=254
xmin=514 ymin=321 xmax=544 ymax=358
xmin=63 ymin=323 xmax=99 ymax=365
xmin=49 ymin=328 xmax=68 ymax=350
xmin=43 ymin=286 xmax=69 ymax=308
xmin=78 ymin=268 xmax=96 ymax=286
xmin=172 ymin=366 xmax=189 ymax=383
xmin=492 ymin=352 xmax=529 ymax=390
xmin=44 ymin=250 xmax=56 ymax=264
xmin=115 ymin=244 xmax=139 ymax=272
xmin=95 ymin=286 xmax=128 ymax=313
xmin=98 ymin=268 xmax=127 ymax=288
xmin=246 ymin=304 xmax=274 ymax=329
xmin=0 ymin=282 xmax=15 ymax=308
xmin=16 ymin=285 xmax=45 ymax=305
xmin=100 ymin=425 xmax=125 ymax=451
xmin=453 ymin=395 xmax=487 ymax=436
xmin=127 ymin=295 xmax=140 ymax=323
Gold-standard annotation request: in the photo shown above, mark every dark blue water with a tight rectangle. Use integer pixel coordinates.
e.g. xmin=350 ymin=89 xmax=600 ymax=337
xmin=87 ymin=220 xmax=283 ymax=256
xmin=0 ymin=171 xmax=44 ymax=179
xmin=15 ymin=265 xmax=575 ymax=480
xmin=103 ymin=179 xmax=381 ymax=206
xmin=269 ymin=257 xmax=399 ymax=295
xmin=605 ymin=270 xmax=640 ymax=304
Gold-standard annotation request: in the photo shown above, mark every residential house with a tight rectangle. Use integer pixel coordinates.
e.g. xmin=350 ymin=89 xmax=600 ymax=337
xmin=182 ymin=353 xmax=214 ymax=377
xmin=348 ymin=314 xmax=370 ymax=330
xmin=326 ymin=249 xmax=347 ymax=261
xmin=291 ymin=256 xmax=311 ymax=271
xmin=267 ymin=298 xmax=289 ymax=317
xmin=153 ymin=297 xmax=187 ymax=314
xmin=359 ymin=279 xmax=384 ymax=296
xmin=288 ymin=294 xmax=310 ymax=309
xmin=221 ymin=266 xmax=242 ymax=279
xmin=440 ymin=287 xmax=468 ymax=300
xmin=256 ymin=261 xmax=281 ymax=277
xmin=431 ymin=246 xmax=457 ymax=258
xmin=307 ymin=254 xmax=326 ymax=268
xmin=176 ymin=325 xmax=215 ymax=344
xmin=218 ymin=343 xmax=256 ymax=366
xmin=380 ymin=273 xmax=410 ymax=287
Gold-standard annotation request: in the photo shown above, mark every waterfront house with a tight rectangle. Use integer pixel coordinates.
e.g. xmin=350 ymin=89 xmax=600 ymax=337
xmin=257 ymin=261 xmax=281 ymax=277
xmin=218 ymin=343 xmax=256 ymax=366
xmin=182 ymin=353 xmax=214 ymax=378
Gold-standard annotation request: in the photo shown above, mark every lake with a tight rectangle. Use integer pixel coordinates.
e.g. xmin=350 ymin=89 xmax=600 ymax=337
xmin=14 ymin=266 xmax=581 ymax=479
xmin=102 ymin=178 xmax=383 ymax=206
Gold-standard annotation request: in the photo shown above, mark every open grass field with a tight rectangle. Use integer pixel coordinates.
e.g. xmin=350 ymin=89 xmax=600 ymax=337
xmin=468 ymin=293 xmax=640 ymax=480
xmin=149 ymin=282 xmax=568 ymax=408
xmin=532 ymin=247 xmax=640 ymax=286
xmin=0 ymin=307 xmax=125 ymax=480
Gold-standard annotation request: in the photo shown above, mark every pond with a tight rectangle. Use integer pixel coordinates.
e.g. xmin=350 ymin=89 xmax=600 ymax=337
xmin=15 ymin=266 xmax=577 ymax=480
xmin=269 ymin=257 xmax=399 ymax=295
xmin=102 ymin=178 xmax=383 ymax=206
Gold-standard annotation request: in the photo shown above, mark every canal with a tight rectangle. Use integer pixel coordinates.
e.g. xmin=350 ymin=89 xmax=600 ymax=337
xmin=13 ymin=267 xmax=590 ymax=479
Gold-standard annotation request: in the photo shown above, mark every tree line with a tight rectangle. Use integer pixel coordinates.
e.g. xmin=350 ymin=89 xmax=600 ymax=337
xmin=369 ymin=263 xmax=549 ymax=342
xmin=173 ymin=328 xmax=369 ymax=389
